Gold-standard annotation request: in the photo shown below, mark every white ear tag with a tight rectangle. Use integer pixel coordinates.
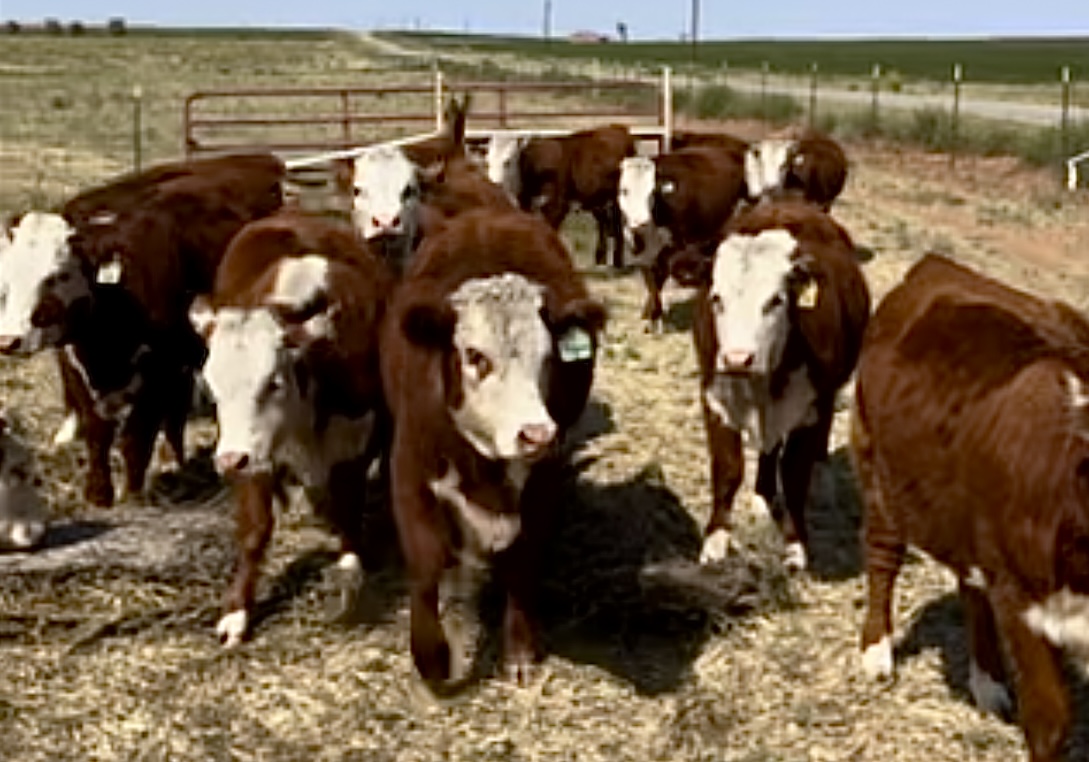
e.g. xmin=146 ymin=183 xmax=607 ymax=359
xmin=96 ymin=259 xmax=123 ymax=285
xmin=558 ymin=327 xmax=593 ymax=363
xmin=798 ymin=280 xmax=819 ymax=309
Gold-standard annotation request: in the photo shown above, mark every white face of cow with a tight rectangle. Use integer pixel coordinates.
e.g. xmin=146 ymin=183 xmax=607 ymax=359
xmin=485 ymin=135 xmax=524 ymax=200
xmin=618 ymin=156 xmax=657 ymax=232
xmin=195 ymin=257 xmax=334 ymax=475
xmin=709 ymin=229 xmax=809 ymax=375
xmin=744 ymin=139 xmax=794 ymax=198
xmin=448 ymin=274 xmax=557 ymax=461
xmin=0 ymin=212 xmax=89 ymax=355
xmin=350 ymin=145 xmax=419 ymax=240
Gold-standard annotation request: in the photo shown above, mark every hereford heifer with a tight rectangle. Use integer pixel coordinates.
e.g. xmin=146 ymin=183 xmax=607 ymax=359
xmin=744 ymin=132 xmax=847 ymax=211
xmin=0 ymin=154 xmax=284 ymax=505
xmin=685 ymin=200 xmax=869 ymax=569
xmin=338 ymin=97 xmax=470 ymax=274
xmin=0 ymin=411 xmax=49 ymax=551
xmin=191 ymin=210 xmax=393 ymax=647
xmin=618 ymin=144 xmax=747 ymax=330
xmin=382 ymin=208 xmax=605 ymax=686
xmin=510 ymin=124 xmax=635 ymax=268
xmin=853 ymin=254 xmax=1089 ymax=762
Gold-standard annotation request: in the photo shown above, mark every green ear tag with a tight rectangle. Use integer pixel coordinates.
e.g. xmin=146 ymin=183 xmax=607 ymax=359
xmin=558 ymin=327 xmax=593 ymax=362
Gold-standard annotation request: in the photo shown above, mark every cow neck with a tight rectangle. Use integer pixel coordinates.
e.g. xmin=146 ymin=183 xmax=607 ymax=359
xmin=437 ymin=435 xmax=524 ymax=518
xmin=65 ymin=285 xmax=150 ymax=393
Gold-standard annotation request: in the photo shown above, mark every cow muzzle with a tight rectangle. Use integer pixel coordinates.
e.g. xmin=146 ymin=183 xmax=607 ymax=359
xmin=717 ymin=350 xmax=757 ymax=375
xmin=0 ymin=335 xmax=23 ymax=354
xmin=215 ymin=451 xmax=251 ymax=476
xmin=369 ymin=213 xmax=403 ymax=236
xmin=516 ymin=421 xmax=557 ymax=459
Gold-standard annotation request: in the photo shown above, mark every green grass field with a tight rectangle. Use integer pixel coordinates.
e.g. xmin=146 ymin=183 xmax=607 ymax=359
xmin=388 ymin=31 xmax=1088 ymax=84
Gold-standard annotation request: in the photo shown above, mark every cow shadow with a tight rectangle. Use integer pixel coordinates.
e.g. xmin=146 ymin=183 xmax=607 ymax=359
xmin=661 ymin=296 xmax=697 ymax=333
xmin=566 ymin=397 xmax=616 ymax=451
xmin=895 ymin=591 xmax=1089 ymax=755
xmin=803 ymin=446 xmax=865 ymax=582
xmin=147 ymin=446 xmax=227 ymax=507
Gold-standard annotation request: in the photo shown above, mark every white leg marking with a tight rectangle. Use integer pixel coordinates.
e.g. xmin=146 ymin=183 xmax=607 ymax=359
xmin=216 ymin=609 xmax=249 ymax=648
xmin=52 ymin=413 xmax=79 ymax=446
xmin=1024 ymin=589 xmax=1089 ymax=656
xmin=700 ymin=527 xmax=733 ymax=564
xmin=337 ymin=552 xmax=364 ymax=586
xmin=9 ymin=521 xmax=44 ymax=549
xmin=783 ymin=542 xmax=808 ymax=572
xmin=969 ymin=659 xmax=1012 ymax=715
xmin=861 ymin=635 xmax=894 ymax=680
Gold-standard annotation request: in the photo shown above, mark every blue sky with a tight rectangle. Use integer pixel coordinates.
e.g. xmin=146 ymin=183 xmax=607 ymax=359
xmin=2 ymin=1 xmax=1086 ymax=38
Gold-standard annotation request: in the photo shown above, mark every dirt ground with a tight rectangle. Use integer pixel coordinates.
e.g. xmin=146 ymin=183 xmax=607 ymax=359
xmin=1 ymin=116 xmax=1088 ymax=762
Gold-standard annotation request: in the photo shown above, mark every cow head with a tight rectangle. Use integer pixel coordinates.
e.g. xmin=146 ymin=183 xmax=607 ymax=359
xmin=348 ymin=145 xmax=420 ymax=240
xmin=193 ymin=255 xmax=336 ymax=476
xmin=485 ymin=134 xmax=526 ymax=202
xmin=0 ymin=212 xmax=93 ymax=355
xmin=744 ymin=139 xmax=795 ymax=199
xmin=708 ymin=228 xmax=817 ymax=375
xmin=0 ymin=412 xmax=48 ymax=550
xmin=402 ymin=273 xmax=601 ymax=461
xmin=618 ymin=156 xmax=673 ymax=264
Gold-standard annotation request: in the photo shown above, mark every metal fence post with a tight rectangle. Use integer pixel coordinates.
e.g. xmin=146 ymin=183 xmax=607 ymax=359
xmin=433 ymin=68 xmax=445 ymax=132
xmin=1061 ymin=65 xmax=1072 ymax=166
xmin=808 ymin=62 xmax=818 ymax=128
xmin=132 ymin=84 xmax=143 ymax=171
xmin=871 ymin=63 xmax=881 ymax=133
xmin=761 ymin=60 xmax=769 ymax=124
xmin=950 ymin=63 xmax=962 ymax=168
xmin=662 ymin=66 xmax=674 ymax=153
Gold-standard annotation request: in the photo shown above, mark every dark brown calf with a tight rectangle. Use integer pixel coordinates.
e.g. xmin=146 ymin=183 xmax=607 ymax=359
xmin=853 ymin=253 xmax=1089 ymax=762
xmin=745 ymin=132 xmax=847 ymax=211
xmin=382 ymin=208 xmax=604 ymax=687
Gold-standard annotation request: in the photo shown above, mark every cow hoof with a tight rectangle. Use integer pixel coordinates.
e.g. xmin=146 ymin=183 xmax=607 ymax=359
xmin=861 ymin=635 xmax=894 ymax=681
xmin=84 ymin=480 xmax=115 ymax=508
xmin=216 ymin=610 xmax=249 ymax=648
xmin=969 ymin=660 xmax=1012 ymax=716
xmin=52 ymin=413 xmax=80 ymax=447
xmin=700 ymin=528 xmax=734 ymax=564
xmin=643 ymin=319 xmax=663 ymax=335
xmin=4 ymin=520 xmax=47 ymax=550
xmin=783 ymin=542 xmax=808 ymax=572
xmin=502 ymin=654 xmax=540 ymax=687
xmin=329 ymin=552 xmax=365 ymax=620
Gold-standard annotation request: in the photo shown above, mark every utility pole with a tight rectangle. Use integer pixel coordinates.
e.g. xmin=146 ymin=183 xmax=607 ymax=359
xmin=543 ymin=0 xmax=552 ymax=43
xmin=690 ymin=0 xmax=699 ymax=63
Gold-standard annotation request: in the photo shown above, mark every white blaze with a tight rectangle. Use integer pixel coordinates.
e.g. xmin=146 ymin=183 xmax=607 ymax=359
xmin=350 ymin=145 xmax=419 ymax=239
xmin=744 ymin=139 xmax=794 ymax=198
xmin=618 ymin=156 xmax=656 ymax=231
xmin=485 ymin=134 xmax=524 ymax=201
xmin=0 ymin=212 xmax=87 ymax=351
xmin=448 ymin=274 xmax=556 ymax=461
xmin=709 ymin=229 xmax=799 ymax=374
xmin=268 ymin=254 xmax=329 ymax=311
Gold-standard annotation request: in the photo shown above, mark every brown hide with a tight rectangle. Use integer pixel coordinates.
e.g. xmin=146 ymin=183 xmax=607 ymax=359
xmin=854 ymin=253 xmax=1089 ymax=762
xmin=671 ymin=130 xmax=749 ymax=157
xmin=415 ymin=157 xmax=516 ymax=241
xmin=783 ymin=133 xmax=848 ymax=210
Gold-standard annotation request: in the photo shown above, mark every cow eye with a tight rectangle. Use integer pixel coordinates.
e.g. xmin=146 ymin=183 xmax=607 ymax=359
xmin=465 ymin=347 xmax=493 ymax=380
xmin=353 ymin=187 xmax=364 ymax=198
xmin=764 ymin=294 xmax=784 ymax=313
xmin=265 ymin=373 xmax=285 ymax=394
xmin=709 ymin=293 xmax=724 ymax=313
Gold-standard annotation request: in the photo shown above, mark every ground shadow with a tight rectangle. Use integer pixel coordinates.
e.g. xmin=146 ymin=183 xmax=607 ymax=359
xmin=147 ymin=446 xmax=226 ymax=507
xmin=35 ymin=519 xmax=113 ymax=552
xmin=896 ymin=591 xmax=1089 ymax=757
xmin=526 ymin=461 xmax=784 ymax=696
xmin=853 ymin=244 xmax=877 ymax=264
xmin=804 ymin=446 xmax=864 ymax=582
xmin=661 ymin=296 xmax=697 ymax=333
xmin=565 ymin=397 xmax=616 ymax=451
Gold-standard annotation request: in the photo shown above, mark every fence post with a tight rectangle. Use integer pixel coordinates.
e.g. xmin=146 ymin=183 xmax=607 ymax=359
xmin=808 ymin=62 xmax=819 ymax=128
xmin=950 ymin=63 xmax=962 ymax=168
xmin=131 ymin=84 xmax=142 ymax=172
xmin=433 ymin=68 xmax=445 ymax=133
xmin=1061 ymin=65 xmax=1071 ymax=167
xmin=871 ymin=63 xmax=881 ymax=133
xmin=340 ymin=89 xmax=351 ymax=148
xmin=720 ymin=59 xmax=728 ymax=87
xmin=662 ymin=66 xmax=673 ymax=153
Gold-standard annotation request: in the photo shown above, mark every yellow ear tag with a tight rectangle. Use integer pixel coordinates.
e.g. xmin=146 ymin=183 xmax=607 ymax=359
xmin=798 ymin=280 xmax=819 ymax=309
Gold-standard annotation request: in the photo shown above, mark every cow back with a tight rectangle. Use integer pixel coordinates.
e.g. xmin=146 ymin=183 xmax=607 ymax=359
xmin=655 ymin=145 xmax=746 ymax=245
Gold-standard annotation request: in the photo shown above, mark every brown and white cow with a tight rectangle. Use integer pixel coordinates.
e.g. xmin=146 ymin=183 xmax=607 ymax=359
xmin=744 ymin=132 xmax=847 ymax=211
xmin=618 ymin=144 xmax=747 ymax=330
xmin=499 ymin=124 xmax=636 ymax=268
xmin=0 ymin=154 xmax=284 ymax=505
xmin=416 ymin=155 xmax=518 ymax=241
xmin=0 ymin=411 xmax=49 ymax=551
xmin=683 ymin=199 xmax=870 ymax=570
xmin=382 ymin=207 xmax=605 ymax=687
xmin=191 ymin=209 xmax=393 ymax=647
xmin=853 ymin=254 xmax=1089 ymax=762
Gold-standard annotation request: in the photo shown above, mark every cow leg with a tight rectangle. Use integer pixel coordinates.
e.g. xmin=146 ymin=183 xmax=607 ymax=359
xmin=82 ymin=413 xmax=117 ymax=508
xmin=321 ymin=455 xmax=374 ymax=618
xmin=772 ymin=416 xmax=830 ymax=572
xmin=391 ymin=436 xmax=452 ymax=686
xmin=959 ymin=581 xmax=1012 ymax=716
xmin=853 ymin=408 xmax=903 ymax=681
xmin=701 ymin=403 xmax=744 ymax=564
xmin=219 ymin=473 xmax=275 ymax=647
xmin=608 ymin=202 xmax=625 ymax=269
xmin=160 ymin=370 xmax=193 ymax=472
xmin=640 ymin=250 xmax=671 ymax=332
xmin=118 ymin=402 xmax=161 ymax=502
xmin=991 ymin=587 xmax=1070 ymax=762
xmin=591 ymin=206 xmax=610 ymax=266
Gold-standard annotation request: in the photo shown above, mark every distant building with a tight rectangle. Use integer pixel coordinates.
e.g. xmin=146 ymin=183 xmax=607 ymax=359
xmin=568 ymin=30 xmax=610 ymax=44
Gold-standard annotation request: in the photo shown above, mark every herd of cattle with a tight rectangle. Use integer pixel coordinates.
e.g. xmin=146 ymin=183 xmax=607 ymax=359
xmin=0 ymin=99 xmax=1086 ymax=761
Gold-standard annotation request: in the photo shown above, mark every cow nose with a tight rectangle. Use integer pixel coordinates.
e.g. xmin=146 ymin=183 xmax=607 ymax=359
xmin=371 ymin=215 xmax=401 ymax=233
xmin=215 ymin=451 xmax=250 ymax=475
xmin=517 ymin=422 xmax=557 ymax=455
xmin=0 ymin=335 xmax=22 ymax=354
xmin=720 ymin=350 xmax=755 ymax=372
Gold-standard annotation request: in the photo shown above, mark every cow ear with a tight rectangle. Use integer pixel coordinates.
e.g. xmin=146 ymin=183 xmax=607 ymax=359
xmin=284 ymin=307 xmax=338 ymax=348
xmin=189 ymin=296 xmax=216 ymax=341
xmin=1068 ymin=372 xmax=1089 ymax=431
xmin=402 ymin=299 xmax=456 ymax=349
xmin=331 ymin=158 xmax=355 ymax=196
xmin=544 ymin=295 xmax=606 ymax=336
